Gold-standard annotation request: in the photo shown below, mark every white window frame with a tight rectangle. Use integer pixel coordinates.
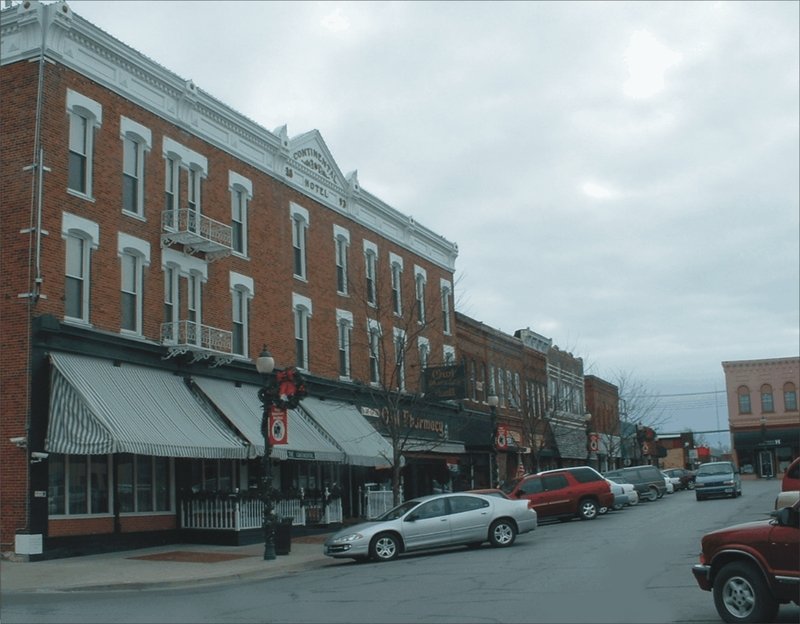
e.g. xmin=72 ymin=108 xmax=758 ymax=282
xmin=62 ymin=213 xmax=99 ymax=324
xmin=67 ymin=90 xmax=102 ymax=199
xmin=118 ymin=233 xmax=151 ymax=336
xmin=290 ymin=203 xmax=310 ymax=280
xmin=293 ymin=293 xmax=313 ymax=370
xmin=390 ymin=253 xmax=404 ymax=316
xmin=162 ymin=137 xmax=208 ymax=229
xmin=443 ymin=344 xmax=456 ymax=365
xmin=364 ymin=240 xmax=378 ymax=306
xmin=440 ymin=279 xmax=452 ymax=335
xmin=417 ymin=336 xmax=430 ymax=380
xmin=393 ymin=327 xmax=406 ymax=391
xmin=368 ymin=318 xmax=381 ymax=385
xmin=336 ymin=309 xmax=354 ymax=380
xmin=230 ymin=272 xmax=254 ymax=358
xmin=334 ymin=225 xmax=350 ymax=295
xmin=414 ymin=266 xmax=427 ymax=324
xmin=229 ymin=171 xmax=252 ymax=257
xmin=47 ymin=454 xmax=114 ymax=517
xmin=120 ymin=117 xmax=152 ymax=218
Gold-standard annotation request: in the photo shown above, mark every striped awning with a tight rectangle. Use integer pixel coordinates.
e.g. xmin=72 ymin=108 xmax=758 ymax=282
xmin=191 ymin=377 xmax=345 ymax=463
xmin=46 ymin=353 xmax=250 ymax=459
xmin=300 ymin=397 xmax=395 ymax=468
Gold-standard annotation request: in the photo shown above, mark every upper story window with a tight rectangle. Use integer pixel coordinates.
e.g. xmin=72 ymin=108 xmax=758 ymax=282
xmin=164 ymin=156 xmax=180 ymax=224
xmin=162 ymin=138 xmax=208 ymax=230
xmin=334 ymin=225 xmax=350 ymax=295
xmin=784 ymin=382 xmax=798 ymax=411
xmin=120 ymin=117 xmax=152 ymax=217
xmin=390 ymin=253 xmax=404 ymax=316
xmin=291 ymin=203 xmax=309 ymax=280
xmin=737 ymin=385 xmax=751 ymax=414
xmin=443 ymin=345 xmax=456 ymax=365
xmin=368 ymin=319 xmax=381 ymax=385
xmin=336 ymin=309 xmax=353 ymax=379
xmin=293 ymin=293 xmax=312 ymax=369
xmin=418 ymin=337 xmax=430 ymax=373
xmin=164 ymin=265 xmax=177 ymax=328
xmin=230 ymin=273 xmax=254 ymax=357
xmin=118 ymin=233 xmax=150 ymax=336
xmin=394 ymin=327 xmax=406 ymax=391
xmin=229 ymin=172 xmax=252 ymax=257
xmin=498 ymin=368 xmax=506 ymax=407
xmin=160 ymin=248 xmax=208 ymax=345
xmin=62 ymin=213 xmax=99 ymax=324
xmin=364 ymin=240 xmax=378 ymax=306
xmin=67 ymin=90 xmax=102 ymax=198
xmin=414 ymin=266 xmax=427 ymax=324
xmin=760 ymin=384 xmax=774 ymax=413
xmin=440 ymin=279 xmax=452 ymax=334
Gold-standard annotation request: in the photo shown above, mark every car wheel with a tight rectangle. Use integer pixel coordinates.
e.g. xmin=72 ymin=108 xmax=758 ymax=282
xmin=488 ymin=519 xmax=516 ymax=547
xmin=598 ymin=505 xmax=608 ymax=515
xmin=612 ymin=503 xmax=624 ymax=511
xmin=713 ymin=561 xmax=779 ymax=623
xmin=578 ymin=498 xmax=599 ymax=520
xmin=688 ymin=481 xmax=695 ymax=490
xmin=369 ymin=532 xmax=400 ymax=562
xmin=645 ymin=487 xmax=658 ymax=502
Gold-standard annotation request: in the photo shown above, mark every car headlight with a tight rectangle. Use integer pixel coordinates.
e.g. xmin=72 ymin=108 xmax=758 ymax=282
xmin=723 ymin=480 xmax=734 ymax=486
xmin=332 ymin=533 xmax=364 ymax=543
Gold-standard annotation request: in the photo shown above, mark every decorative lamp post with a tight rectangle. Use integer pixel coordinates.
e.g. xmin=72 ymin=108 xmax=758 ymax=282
xmin=488 ymin=395 xmax=499 ymax=487
xmin=255 ymin=345 xmax=277 ymax=560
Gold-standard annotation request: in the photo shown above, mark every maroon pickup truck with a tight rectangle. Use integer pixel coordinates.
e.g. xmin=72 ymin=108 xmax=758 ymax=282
xmin=691 ymin=499 xmax=799 ymax=623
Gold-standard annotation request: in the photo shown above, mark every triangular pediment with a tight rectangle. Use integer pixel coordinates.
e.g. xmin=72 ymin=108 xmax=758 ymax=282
xmin=287 ymin=130 xmax=346 ymax=190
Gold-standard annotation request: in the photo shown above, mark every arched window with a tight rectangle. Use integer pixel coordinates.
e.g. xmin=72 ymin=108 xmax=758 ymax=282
xmin=783 ymin=382 xmax=797 ymax=411
xmin=760 ymin=384 xmax=774 ymax=413
xmin=737 ymin=386 xmax=751 ymax=414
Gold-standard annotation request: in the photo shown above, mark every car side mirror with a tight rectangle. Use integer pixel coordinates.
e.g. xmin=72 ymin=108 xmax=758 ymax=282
xmin=775 ymin=507 xmax=800 ymax=528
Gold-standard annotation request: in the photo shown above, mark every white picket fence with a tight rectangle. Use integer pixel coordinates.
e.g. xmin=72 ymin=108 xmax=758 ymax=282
xmin=181 ymin=496 xmax=343 ymax=530
xmin=362 ymin=488 xmax=402 ymax=519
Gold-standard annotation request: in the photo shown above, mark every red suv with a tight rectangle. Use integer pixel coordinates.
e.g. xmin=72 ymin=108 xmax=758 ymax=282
xmin=499 ymin=466 xmax=614 ymax=521
xmin=691 ymin=498 xmax=799 ymax=623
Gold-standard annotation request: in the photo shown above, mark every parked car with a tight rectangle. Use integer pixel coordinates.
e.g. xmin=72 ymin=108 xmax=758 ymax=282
xmin=605 ymin=477 xmax=639 ymax=506
xmin=604 ymin=479 xmax=630 ymax=511
xmin=663 ymin=467 xmax=696 ymax=490
xmin=691 ymin=498 xmax=799 ymax=622
xmin=782 ymin=457 xmax=800 ymax=492
xmin=323 ymin=492 xmax=537 ymax=562
xmin=662 ymin=470 xmax=680 ymax=493
xmin=694 ymin=461 xmax=742 ymax=501
xmin=500 ymin=466 xmax=614 ymax=521
xmin=604 ymin=465 xmax=667 ymax=502
xmin=662 ymin=474 xmax=675 ymax=494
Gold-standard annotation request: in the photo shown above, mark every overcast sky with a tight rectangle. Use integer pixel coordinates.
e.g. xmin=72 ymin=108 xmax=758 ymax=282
xmin=65 ymin=1 xmax=799 ymax=447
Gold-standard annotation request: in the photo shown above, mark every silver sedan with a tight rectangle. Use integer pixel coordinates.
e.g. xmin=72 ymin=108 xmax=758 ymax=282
xmin=324 ymin=492 xmax=537 ymax=562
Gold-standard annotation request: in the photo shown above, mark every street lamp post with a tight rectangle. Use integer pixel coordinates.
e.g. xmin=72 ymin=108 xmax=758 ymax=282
xmin=488 ymin=395 xmax=499 ymax=487
xmin=255 ymin=346 xmax=277 ymax=560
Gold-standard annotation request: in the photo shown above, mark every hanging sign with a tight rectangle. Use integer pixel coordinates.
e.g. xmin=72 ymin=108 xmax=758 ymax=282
xmin=269 ymin=407 xmax=289 ymax=445
xmin=496 ymin=425 xmax=509 ymax=451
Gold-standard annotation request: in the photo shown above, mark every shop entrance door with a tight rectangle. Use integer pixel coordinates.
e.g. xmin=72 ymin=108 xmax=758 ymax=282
xmin=759 ymin=450 xmax=774 ymax=479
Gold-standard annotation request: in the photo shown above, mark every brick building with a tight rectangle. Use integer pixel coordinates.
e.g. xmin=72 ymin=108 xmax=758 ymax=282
xmin=722 ymin=357 xmax=799 ymax=478
xmin=583 ymin=375 xmax=620 ymax=472
xmin=0 ymin=1 xmax=490 ymax=558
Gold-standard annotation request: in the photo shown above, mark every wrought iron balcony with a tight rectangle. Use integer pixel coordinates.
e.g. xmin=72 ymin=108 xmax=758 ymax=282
xmin=162 ymin=209 xmax=232 ymax=260
xmin=161 ymin=320 xmax=234 ymax=365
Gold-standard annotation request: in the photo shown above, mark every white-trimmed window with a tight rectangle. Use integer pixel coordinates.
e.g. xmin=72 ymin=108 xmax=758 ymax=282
xmin=161 ymin=248 xmax=208 ymax=344
xmin=336 ymin=309 xmax=353 ymax=379
xmin=394 ymin=327 xmax=406 ymax=391
xmin=230 ymin=272 xmax=254 ymax=357
xmin=120 ymin=117 xmax=152 ymax=217
xmin=117 ymin=454 xmax=173 ymax=513
xmin=293 ymin=293 xmax=312 ymax=369
xmin=291 ymin=203 xmax=309 ymax=280
xmin=229 ymin=172 xmax=252 ymax=256
xmin=118 ymin=233 xmax=151 ymax=335
xmin=418 ymin=337 xmax=430 ymax=389
xmin=163 ymin=265 xmax=178 ymax=334
xmin=443 ymin=345 xmax=456 ymax=365
xmin=48 ymin=454 xmax=112 ymax=516
xmin=368 ymin=319 xmax=381 ymax=384
xmin=498 ymin=368 xmax=506 ymax=407
xmin=390 ymin=253 xmax=403 ymax=316
xmin=414 ymin=266 xmax=427 ymax=324
xmin=62 ymin=213 xmax=99 ymax=324
xmin=334 ymin=225 xmax=350 ymax=295
xmin=364 ymin=240 xmax=378 ymax=306
xmin=440 ymin=279 xmax=452 ymax=334
xmin=162 ymin=137 xmax=208 ymax=230
xmin=67 ymin=90 xmax=102 ymax=198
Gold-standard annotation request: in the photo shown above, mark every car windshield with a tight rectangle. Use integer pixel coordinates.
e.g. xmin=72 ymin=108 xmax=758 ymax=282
xmin=697 ymin=464 xmax=732 ymax=476
xmin=377 ymin=499 xmax=423 ymax=521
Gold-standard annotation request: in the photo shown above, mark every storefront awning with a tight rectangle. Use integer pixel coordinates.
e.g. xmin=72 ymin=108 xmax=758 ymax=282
xmin=47 ymin=353 xmax=250 ymax=459
xmin=300 ymin=397 xmax=395 ymax=468
xmin=191 ymin=377 xmax=345 ymax=463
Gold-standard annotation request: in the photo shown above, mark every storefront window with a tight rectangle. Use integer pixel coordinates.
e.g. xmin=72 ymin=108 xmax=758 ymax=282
xmin=136 ymin=455 xmax=154 ymax=511
xmin=119 ymin=453 xmax=172 ymax=512
xmin=48 ymin=454 xmax=111 ymax=516
xmin=155 ymin=457 xmax=170 ymax=511
xmin=118 ymin=454 xmax=135 ymax=512
xmin=48 ymin=455 xmax=66 ymax=515
xmin=90 ymin=455 xmax=109 ymax=514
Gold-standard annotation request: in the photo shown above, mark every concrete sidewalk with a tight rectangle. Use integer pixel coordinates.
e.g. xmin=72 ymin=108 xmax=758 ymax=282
xmin=0 ymin=536 xmax=336 ymax=593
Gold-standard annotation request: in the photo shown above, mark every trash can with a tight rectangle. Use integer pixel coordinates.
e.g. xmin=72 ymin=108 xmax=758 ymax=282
xmin=275 ymin=517 xmax=293 ymax=555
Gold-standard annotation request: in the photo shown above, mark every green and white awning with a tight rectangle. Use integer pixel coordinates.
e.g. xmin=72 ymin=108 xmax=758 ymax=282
xmin=191 ymin=376 xmax=345 ymax=463
xmin=47 ymin=352 xmax=250 ymax=459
